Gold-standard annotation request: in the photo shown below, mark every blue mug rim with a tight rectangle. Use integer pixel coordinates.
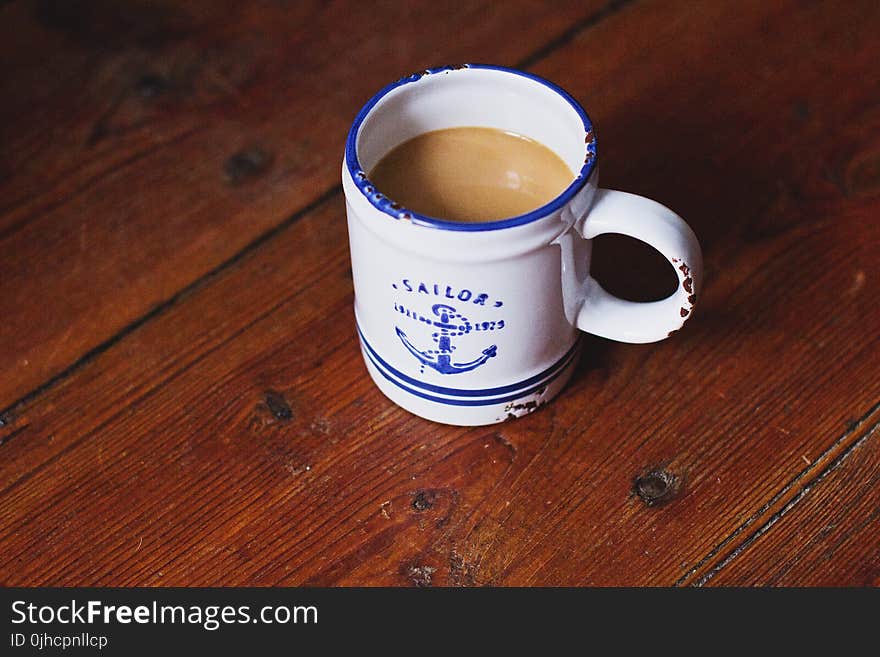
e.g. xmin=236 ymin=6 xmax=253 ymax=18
xmin=344 ymin=64 xmax=597 ymax=232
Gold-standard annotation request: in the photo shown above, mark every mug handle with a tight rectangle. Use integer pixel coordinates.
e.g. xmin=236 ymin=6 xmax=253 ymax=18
xmin=575 ymin=189 xmax=703 ymax=343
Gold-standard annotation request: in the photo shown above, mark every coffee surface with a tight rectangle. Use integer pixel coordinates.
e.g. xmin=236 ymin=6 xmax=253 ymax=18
xmin=368 ymin=127 xmax=573 ymax=223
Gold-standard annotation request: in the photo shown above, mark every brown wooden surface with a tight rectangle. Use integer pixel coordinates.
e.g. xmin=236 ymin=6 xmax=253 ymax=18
xmin=1 ymin=0 xmax=878 ymax=586
xmin=0 ymin=0 xmax=606 ymax=409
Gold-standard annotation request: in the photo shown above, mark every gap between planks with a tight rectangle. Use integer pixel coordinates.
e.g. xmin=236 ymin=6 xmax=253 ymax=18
xmin=676 ymin=399 xmax=880 ymax=586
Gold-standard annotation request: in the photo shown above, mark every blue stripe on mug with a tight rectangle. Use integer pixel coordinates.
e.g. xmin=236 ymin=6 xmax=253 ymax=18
xmin=357 ymin=327 xmax=580 ymax=406
xmin=356 ymin=324 xmax=580 ymax=398
xmin=361 ymin=346 xmax=577 ymax=407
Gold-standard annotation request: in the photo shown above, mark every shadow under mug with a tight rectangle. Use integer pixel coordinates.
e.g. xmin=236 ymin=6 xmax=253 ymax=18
xmin=342 ymin=64 xmax=702 ymax=426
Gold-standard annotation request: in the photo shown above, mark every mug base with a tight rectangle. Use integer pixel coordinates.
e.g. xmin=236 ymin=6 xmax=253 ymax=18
xmin=358 ymin=340 xmax=581 ymax=426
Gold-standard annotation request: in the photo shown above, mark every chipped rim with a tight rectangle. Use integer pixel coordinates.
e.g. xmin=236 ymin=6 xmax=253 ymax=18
xmin=345 ymin=64 xmax=597 ymax=232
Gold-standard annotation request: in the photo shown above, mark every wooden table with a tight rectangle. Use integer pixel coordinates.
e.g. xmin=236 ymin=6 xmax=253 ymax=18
xmin=1 ymin=0 xmax=878 ymax=587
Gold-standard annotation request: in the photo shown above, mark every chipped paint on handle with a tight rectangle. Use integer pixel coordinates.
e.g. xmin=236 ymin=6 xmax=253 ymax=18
xmin=574 ymin=188 xmax=703 ymax=344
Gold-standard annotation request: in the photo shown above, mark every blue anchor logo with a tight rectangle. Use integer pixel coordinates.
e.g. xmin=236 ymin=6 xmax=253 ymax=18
xmin=396 ymin=303 xmax=501 ymax=375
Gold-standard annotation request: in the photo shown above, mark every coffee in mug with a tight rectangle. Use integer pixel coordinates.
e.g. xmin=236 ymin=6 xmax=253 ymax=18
xmin=369 ymin=126 xmax=574 ymax=223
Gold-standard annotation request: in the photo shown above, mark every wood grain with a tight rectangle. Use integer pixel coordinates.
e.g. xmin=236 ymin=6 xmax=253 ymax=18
xmin=705 ymin=412 xmax=880 ymax=586
xmin=0 ymin=0 xmax=608 ymax=409
xmin=1 ymin=0 xmax=879 ymax=586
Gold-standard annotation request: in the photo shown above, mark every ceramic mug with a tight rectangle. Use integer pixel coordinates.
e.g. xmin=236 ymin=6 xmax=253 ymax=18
xmin=342 ymin=64 xmax=702 ymax=426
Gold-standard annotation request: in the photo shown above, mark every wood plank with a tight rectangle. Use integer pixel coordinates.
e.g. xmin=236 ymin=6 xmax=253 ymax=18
xmin=0 ymin=0 xmax=608 ymax=409
xmin=1 ymin=0 xmax=879 ymax=585
xmin=703 ymin=416 xmax=880 ymax=586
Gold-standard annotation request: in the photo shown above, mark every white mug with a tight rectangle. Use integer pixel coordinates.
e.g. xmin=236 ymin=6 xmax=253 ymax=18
xmin=342 ymin=64 xmax=702 ymax=426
